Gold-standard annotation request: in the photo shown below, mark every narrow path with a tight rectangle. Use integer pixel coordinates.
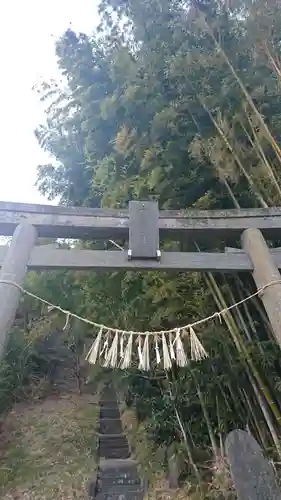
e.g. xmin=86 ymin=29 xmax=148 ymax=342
xmin=90 ymin=384 xmax=145 ymax=500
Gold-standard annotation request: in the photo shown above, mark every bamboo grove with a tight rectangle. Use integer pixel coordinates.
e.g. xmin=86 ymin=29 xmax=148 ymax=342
xmin=2 ymin=0 xmax=281 ymax=495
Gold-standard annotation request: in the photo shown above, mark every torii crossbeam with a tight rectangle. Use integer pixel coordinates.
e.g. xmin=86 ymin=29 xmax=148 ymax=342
xmin=0 ymin=200 xmax=281 ymax=359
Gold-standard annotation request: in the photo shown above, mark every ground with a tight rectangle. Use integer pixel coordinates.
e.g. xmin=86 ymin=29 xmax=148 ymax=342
xmin=0 ymin=392 xmax=99 ymax=500
xmin=121 ymin=407 xmax=191 ymax=500
xmin=120 ymin=407 xmax=228 ymax=500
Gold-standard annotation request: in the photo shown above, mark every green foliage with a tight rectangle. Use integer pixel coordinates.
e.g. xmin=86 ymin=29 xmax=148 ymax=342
xmin=0 ymin=268 xmax=93 ymax=414
xmin=0 ymin=328 xmax=45 ymax=413
xmin=3 ymin=0 xmax=281 ymax=488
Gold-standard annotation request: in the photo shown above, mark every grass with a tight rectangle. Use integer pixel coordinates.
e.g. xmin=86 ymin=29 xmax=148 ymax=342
xmin=0 ymin=391 xmax=99 ymax=500
xmin=121 ymin=407 xmax=166 ymax=486
xmin=120 ymin=407 xmax=220 ymax=500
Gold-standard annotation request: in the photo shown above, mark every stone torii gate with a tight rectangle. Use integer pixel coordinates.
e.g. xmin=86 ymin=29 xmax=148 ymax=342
xmin=1 ymin=200 xmax=281 ymax=358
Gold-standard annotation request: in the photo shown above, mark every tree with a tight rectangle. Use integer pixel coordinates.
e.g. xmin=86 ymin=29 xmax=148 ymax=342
xmin=27 ymin=0 xmax=281 ymax=488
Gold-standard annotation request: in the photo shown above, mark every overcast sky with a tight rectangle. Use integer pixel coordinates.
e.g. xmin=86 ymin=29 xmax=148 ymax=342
xmin=0 ymin=0 xmax=98 ymax=205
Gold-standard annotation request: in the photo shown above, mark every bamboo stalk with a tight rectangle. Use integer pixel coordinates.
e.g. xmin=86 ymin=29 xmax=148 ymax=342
xmin=249 ymin=371 xmax=281 ymax=459
xmin=237 ymin=114 xmax=281 ymax=201
xmin=242 ymin=388 xmax=269 ymax=450
xmin=205 ymin=273 xmax=281 ymax=431
xmin=205 ymin=19 xmax=281 ymax=169
xmin=197 ymin=96 xmax=268 ymax=207
xmin=166 ymin=375 xmax=203 ymax=486
xmin=236 ymin=278 xmax=274 ymax=339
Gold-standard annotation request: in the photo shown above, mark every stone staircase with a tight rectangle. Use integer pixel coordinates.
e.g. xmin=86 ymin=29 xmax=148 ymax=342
xmin=90 ymin=384 xmax=145 ymax=500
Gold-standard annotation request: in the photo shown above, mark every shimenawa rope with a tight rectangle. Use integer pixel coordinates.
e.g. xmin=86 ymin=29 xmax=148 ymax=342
xmin=0 ymin=278 xmax=279 ymax=371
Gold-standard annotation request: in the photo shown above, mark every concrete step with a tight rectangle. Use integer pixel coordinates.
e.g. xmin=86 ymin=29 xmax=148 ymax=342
xmin=90 ymin=401 xmax=119 ymax=409
xmin=100 ymin=408 xmax=121 ymax=419
xmin=94 ymin=493 xmax=143 ymax=500
xmin=96 ymin=460 xmax=142 ymax=488
xmin=100 ymin=397 xmax=118 ymax=404
xmin=94 ymin=488 xmax=144 ymax=500
xmin=100 ymin=403 xmax=120 ymax=410
xmin=91 ymin=473 xmax=143 ymax=498
xmin=100 ymin=392 xmax=117 ymax=400
xmin=100 ymin=397 xmax=118 ymax=403
xmin=99 ymin=434 xmax=129 ymax=448
xmin=96 ymin=485 xmax=143 ymax=494
xmin=100 ymin=418 xmax=123 ymax=434
xmin=99 ymin=446 xmax=130 ymax=459
xmin=98 ymin=476 xmax=141 ymax=488
xmin=99 ymin=440 xmax=129 ymax=450
xmin=99 ymin=396 xmax=118 ymax=404
xmin=99 ymin=444 xmax=130 ymax=455
xmin=99 ymin=468 xmax=140 ymax=480
xmin=99 ymin=459 xmax=138 ymax=471
xmin=95 ymin=485 xmax=143 ymax=493
xmin=99 ymin=447 xmax=130 ymax=456
xmin=100 ymin=398 xmax=119 ymax=404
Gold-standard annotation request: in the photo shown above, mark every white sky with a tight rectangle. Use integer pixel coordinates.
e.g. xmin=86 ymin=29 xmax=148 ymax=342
xmin=0 ymin=0 xmax=98 ymax=205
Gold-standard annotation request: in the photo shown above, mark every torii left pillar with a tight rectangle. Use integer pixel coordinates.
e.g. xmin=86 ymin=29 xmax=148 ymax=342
xmin=0 ymin=223 xmax=37 ymax=359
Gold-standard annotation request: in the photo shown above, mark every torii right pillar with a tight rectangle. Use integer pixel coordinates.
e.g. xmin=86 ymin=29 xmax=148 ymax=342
xmin=242 ymin=228 xmax=281 ymax=348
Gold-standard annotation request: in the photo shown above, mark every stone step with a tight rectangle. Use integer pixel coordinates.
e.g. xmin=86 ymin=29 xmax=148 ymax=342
xmin=91 ymin=472 xmax=143 ymax=499
xmin=99 ymin=433 xmax=127 ymax=437
xmin=99 ymin=434 xmax=129 ymax=448
xmin=99 ymin=439 xmax=129 ymax=449
xmin=100 ymin=403 xmax=120 ymax=410
xmin=99 ymin=419 xmax=123 ymax=434
xmin=99 ymin=447 xmax=130 ymax=459
xmin=99 ymin=468 xmax=140 ymax=480
xmin=100 ymin=398 xmax=119 ymax=403
xmin=100 ymin=392 xmax=117 ymax=399
xmin=98 ymin=476 xmax=141 ymax=487
xmin=100 ymin=408 xmax=121 ymax=419
xmin=99 ymin=446 xmax=130 ymax=459
xmin=100 ymin=394 xmax=118 ymax=400
xmin=94 ymin=494 xmax=143 ymax=500
xmin=96 ymin=485 xmax=143 ymax=494
xmin=99 ymin=447 xmax=130 ymax=456
xmin=99 ymin=459 xmax=138 ymax=471
xmin=100 ymin=394 xmax=118 ymax=403
xmin=99 ymin=394 xmax=118 ymax=403
xmin=100 ymin=401 xmax=119 ymax=406
xmin=89 ymin=401 xmax=120 ymax=410
xmin=100 ymin=398 xmax=117 ymax=404
xmin=94 ymin=488 xmax=144 ymax=500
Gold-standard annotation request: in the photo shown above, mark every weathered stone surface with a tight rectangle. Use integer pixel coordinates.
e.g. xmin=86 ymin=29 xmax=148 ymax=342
xmin=99 ymin=434 xmax=129 ymax=445
xmin=168 ymin=455 xmax=179 ymax=489
xmin=226 ymin=429 xmax=281 ymax=500
xmin=100 ymin=407 xmax=121 ymax=419
xmin=100 ymin=400 xmax=119 ymax=409
xmin=100 ymin=477 xmax=141 ymax=487
xmin=99 ymin=446 xmax=130 ymax=460
xmin=100 ymin=418 xmax=123 ymax=434
xmin=90 ymin=387 xmax=144 ymax=500
xmin=99 ymin=458 xmax=139 ymax=471
xmin=95 ymin=489 xmax=144 ymax=500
